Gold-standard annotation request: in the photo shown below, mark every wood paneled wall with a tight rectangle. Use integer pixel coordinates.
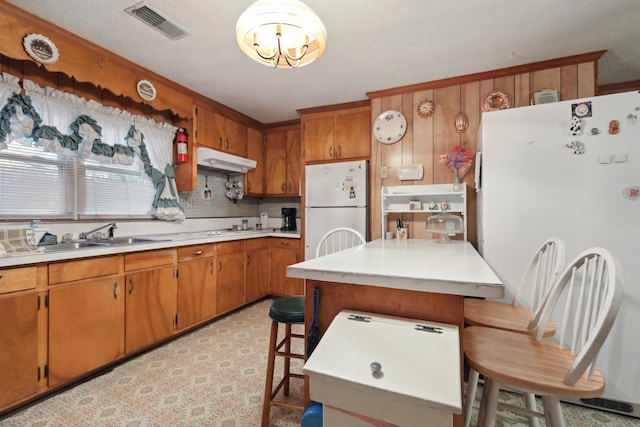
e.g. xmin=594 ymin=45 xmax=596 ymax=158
xmin=369 ymin=53 xmax=602 ymax=244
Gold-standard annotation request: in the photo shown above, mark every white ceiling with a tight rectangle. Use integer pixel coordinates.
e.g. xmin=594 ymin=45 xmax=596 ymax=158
xmin=7 ymin=0 xmax=640 ymax=124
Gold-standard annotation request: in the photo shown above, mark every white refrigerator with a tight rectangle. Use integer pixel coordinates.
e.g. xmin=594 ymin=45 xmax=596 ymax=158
xmin=477 ymin=90 xmax=640 ymax=417
xmin=304 ymin=160 xmax=369 ymax=260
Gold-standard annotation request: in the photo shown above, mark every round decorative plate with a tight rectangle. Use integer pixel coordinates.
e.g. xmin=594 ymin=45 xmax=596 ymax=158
xmin=23 ymin=33 xmax=59 ymax=65
xmin=373 ymin=110 xmax=407 ymax=144
xmin=136 ymin=79 xmax=157 ymax=102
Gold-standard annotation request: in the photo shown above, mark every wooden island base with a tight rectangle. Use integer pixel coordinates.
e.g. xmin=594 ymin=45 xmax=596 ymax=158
xmin=304 ymin=279 xmax=465 ymax=427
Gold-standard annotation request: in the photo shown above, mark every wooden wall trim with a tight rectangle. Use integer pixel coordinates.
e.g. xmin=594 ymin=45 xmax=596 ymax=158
xmin=598 ymin=80 xmax=640 ymax=95
xmin=367 ymin=51 xmax=606 ymax=99
xmin=297 ymin=99 xmax=370 ymax=115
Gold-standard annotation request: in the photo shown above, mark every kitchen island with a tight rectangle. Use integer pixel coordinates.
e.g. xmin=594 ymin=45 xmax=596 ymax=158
xmin=286 ymin=238 xmax=503 ymax=427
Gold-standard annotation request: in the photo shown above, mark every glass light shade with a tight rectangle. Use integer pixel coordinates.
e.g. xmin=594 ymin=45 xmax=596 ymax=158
xmin=426 ymin=211 xmax=464 ymax=242
xmin=236 ymin=0 xmax=327 ymax=68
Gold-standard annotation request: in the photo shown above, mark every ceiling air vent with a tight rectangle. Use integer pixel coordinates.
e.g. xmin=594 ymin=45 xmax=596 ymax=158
xmin=125 ymin=2 xmax=190 ymax=40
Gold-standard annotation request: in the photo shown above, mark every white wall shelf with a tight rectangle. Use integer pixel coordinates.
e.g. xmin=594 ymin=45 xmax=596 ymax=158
xmin=381 ymin=184 xmax=467 ymax=240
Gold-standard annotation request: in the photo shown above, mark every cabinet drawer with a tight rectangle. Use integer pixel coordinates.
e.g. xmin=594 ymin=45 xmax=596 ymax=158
xmin=217 ymin=240 xmax=245 ymax=255
xmin=246 ymin=237 xmax=269 ymax=250
xmin=49 ymin=256 xmax=121 ymax=284
xmin=178 ymin=244 xmax=215 ymax=262
xmin=0 ymin=266 xmax=38 ymax=293
xmin=125 ymin=249 xmax=177 ymax=271
xmin=270 ymin=237 xmax=300 ymax=250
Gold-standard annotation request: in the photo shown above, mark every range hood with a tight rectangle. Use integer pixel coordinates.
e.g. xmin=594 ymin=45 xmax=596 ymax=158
xmin=196 ymin=147 xmax=257 ymax=174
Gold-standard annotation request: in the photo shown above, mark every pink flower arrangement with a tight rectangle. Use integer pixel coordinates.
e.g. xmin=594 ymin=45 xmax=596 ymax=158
xmin=439 ymin=145 xmax=474 ymax=169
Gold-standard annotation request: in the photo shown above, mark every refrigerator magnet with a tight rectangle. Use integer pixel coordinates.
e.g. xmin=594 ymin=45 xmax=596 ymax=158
xmin=623 ymin=186 xmax=640 ymax=201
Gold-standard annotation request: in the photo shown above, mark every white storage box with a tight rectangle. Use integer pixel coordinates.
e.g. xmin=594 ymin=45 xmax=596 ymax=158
xmin=303 ymin=310 xmax=461 ymax=427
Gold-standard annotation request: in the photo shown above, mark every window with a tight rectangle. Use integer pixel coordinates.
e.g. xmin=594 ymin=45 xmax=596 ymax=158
xmin=0 ymin=138 xmax=155 ymax=219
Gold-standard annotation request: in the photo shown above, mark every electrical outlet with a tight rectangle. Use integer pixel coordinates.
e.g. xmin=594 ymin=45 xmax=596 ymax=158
xmin=380 ymin=165 xmax=389 ymax=179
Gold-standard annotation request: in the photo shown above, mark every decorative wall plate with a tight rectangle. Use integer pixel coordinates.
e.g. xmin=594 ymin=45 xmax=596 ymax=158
xmin=23 ymin=33 xmax=59 ymax=64
xmin=373 ymin=110 xmax=407 ymax=144
xmin=136 ymin=79 xmax=157 ymax=102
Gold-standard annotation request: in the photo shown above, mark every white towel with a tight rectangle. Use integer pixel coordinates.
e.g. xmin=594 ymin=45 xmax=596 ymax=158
xmin=0 ymin=228 xmax=44 ymax=257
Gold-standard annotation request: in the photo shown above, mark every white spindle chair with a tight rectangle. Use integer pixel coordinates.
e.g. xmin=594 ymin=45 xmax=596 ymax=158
xmin=465 ymin=247 xmax=624 ymax=427
xmin=464 ymin=237 xmax=565 ymax=427
xmin=315 ymin=227 xmax=365 ymax=258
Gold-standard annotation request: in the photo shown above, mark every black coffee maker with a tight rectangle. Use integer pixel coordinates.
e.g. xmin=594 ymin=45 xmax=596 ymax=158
xmin=281 ymin=208 xmax=297 ymax=231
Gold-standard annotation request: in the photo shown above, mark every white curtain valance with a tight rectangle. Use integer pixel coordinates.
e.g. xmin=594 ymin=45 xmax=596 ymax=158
xmin=0 ymin=74 xmax=185 ymax=221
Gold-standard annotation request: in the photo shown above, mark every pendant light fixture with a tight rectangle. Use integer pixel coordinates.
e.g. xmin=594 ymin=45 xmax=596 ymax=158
xmin=236 ymin=0 xmax=327 ymax=68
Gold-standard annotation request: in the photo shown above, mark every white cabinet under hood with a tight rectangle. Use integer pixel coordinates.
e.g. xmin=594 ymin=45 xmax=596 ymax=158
xmin=196 ymin=147 xmax=257 ymax=174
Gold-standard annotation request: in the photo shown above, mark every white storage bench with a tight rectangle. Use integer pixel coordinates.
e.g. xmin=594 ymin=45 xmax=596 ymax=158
xmin=303 ymin=310 xmax=462 ymax=427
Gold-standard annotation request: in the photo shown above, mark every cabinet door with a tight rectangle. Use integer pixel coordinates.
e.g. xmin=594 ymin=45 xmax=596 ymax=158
xmin=270 ymin=248 xmax=303 ymax=296
xmin=245 ymin=127 xmax=265 ymax=195
xmin=195 ymin=105 xmax=225 ymax=150
xmin=49 ymin=278 xmax=125 ymax=387
xmin=246 ymin=243 xmax=270 ymax=302
xmin=216 ymin=252 xmax=245 ymax=314
xmin=177 ymin=258 xmax=216 ymax=330
xmin=265 ymin=131 xmax=287 ymax=195
xmin=125 ymin=266 xmax=177 ymax=354
xmin=303 ymin=116 xmax=334 ymax=161
xmin=0 ymin=291 xmax=38 ymax=408
xmin=336 ymin=110 xmax=370 ymax=159
xmin=224 ymin=118 xmax=248 ymax=157
xmin=285 ymin=129 xmax=301 ymax=195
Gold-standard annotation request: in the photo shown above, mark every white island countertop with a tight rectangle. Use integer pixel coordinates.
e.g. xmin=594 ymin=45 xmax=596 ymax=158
xmin=287 ymin=239 xmax=504 ymax=299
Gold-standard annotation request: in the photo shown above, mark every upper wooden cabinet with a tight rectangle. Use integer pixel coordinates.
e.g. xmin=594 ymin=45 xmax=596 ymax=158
xmin=264 ymin=128 xmax=301 ymax=196
xmin=302 ymin=106 xmax=371 ymax=162
xmin=195 ymin=104 xmax=247 ymax=157
xmin=245 ymin=127 xmax=265 ymax=196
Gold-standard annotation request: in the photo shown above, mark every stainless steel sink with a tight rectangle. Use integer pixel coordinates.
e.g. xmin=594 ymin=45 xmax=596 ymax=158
xmin=43 ymin=237 xmax=168 ymax=251
xmin=99 ymin=237 xmax=162 ymax=245
xmin=43 ymin=241 xmax=107 ymax=251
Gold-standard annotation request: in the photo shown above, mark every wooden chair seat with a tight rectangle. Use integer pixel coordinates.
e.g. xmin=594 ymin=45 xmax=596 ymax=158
xmin=464 ymin=326 xmax=604 ymax=399
xmin=464 ymin=299 xmax=556 ymax=338
xmin=465 ymin=248 xmax=623 ymax=427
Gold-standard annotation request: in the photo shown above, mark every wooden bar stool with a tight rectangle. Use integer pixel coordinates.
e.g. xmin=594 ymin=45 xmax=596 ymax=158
xmin=262 ymin=296 xmax=306 ymax=426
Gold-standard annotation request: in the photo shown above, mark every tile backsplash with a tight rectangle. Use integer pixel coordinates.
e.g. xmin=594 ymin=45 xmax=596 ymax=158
xmin=179 ymin=172 xmax=300 ymax=219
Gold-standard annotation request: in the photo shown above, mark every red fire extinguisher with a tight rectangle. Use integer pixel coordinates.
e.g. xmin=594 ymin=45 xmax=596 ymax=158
xmin=176 ymin=128 xmax=188 ymax=163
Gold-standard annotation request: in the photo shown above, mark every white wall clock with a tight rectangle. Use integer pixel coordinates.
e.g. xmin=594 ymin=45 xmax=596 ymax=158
xmin=136 ymin=79 xmax=157 ymax=102
xmin=373 ymin=110 xmax=407 ymax=144
xmin=23 ymin=33 xmax=59 ymax=65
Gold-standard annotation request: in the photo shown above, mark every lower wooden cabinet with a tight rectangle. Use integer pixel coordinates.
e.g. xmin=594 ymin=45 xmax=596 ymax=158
xmin=270 ymin=238 xmax=303 ymax=296
xmin=125 ymin=266 xmax=177 ymax=354
xmin=177 ymin=244 xmax=216 ymax=330
xmin=216 ymin=241 xmax=246 ymax=314
xmin=0 ymin=290 xmax=39 ymax=408
xmin=48 ymin=277 xmax=125 ymax=387
xmin=246 ymin=238 xmax=270 ymax=302
xmin=0 ymin=237 xmax=300 ymax=414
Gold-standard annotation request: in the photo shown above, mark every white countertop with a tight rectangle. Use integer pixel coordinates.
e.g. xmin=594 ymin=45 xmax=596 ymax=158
xmin=0 ymin=229 xmax=300 ymax=268
xmin=286 ymin=239 xmax=503 ymax=298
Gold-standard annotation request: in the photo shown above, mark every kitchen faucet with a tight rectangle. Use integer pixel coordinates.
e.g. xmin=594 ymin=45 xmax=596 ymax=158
xmin=79 ymin=221 xmax=117 ymax=240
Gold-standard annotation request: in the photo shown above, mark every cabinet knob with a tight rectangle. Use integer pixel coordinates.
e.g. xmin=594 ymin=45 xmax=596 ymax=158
xmin=192 ymin=250 xmax=203 ymax=256
xmin=329 ymin=146 xmax=333 ymax=157
xmin=338 ymin=146 xmax=342 ymax=158
xmin=128 ymin=278 xmax=134 ymax=294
